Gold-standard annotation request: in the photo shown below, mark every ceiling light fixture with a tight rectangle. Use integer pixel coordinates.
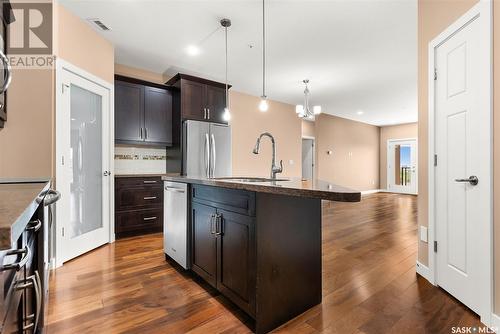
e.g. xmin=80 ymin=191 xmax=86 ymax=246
xmin=296 ymin=79 xmax=321 ymax=119
xmin=357 ymin=110 xmax=364 ymax=115
xmin=258 ymin=0 xmax=269 ymax=112
xmin=221 ymin=18 xmax=232 ymax=122
xmin=186 ymin=45 xmax=200 ymax=56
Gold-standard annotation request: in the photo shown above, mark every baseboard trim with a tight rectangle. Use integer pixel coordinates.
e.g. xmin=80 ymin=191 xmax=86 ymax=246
xmin=416 ymin=261 xmax=433 ymax=284
xmin=361 ymin=189 xmax=382 ymax=195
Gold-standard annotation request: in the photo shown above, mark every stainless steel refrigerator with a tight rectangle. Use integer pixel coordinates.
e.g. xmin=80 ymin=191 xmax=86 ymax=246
xmin=182 ymin=120 xmax=232 ymax=178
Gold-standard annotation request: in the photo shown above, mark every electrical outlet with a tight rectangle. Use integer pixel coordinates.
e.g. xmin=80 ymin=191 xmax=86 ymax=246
xmin=420 ymin=226 xmax=428 ymax=243
xmin=289 ymin=160 xmax=294 ymax=165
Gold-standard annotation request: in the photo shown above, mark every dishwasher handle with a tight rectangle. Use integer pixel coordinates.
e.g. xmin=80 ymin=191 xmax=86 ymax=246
xmin=165 ymin=186 xmax=186 ymax=193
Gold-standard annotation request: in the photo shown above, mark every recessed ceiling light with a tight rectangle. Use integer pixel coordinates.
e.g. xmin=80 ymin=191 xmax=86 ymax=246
xmin=357 ymin=110 xmax=364 ymax=115
xmin=186 ymin=45 xmax=200 ymax=56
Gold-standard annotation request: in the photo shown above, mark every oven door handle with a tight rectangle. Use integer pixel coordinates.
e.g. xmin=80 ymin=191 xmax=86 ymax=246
xmin=1 ymin=246 xmax=30 ymax=271
xmin=0 ymin=49 xmax=12 ymax=94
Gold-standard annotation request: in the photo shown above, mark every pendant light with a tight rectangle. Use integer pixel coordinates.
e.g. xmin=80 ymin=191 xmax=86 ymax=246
xmin=296 ymin=79 xmax=322 ymax=119
xmin=259 ymin=0 xmax=269 ymax=112
xmin=221 ymin=18 xmax=232 ymax=122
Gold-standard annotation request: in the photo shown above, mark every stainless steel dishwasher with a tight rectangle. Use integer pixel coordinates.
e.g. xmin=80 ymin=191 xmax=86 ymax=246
xmin=164 ymin=181 xmax=188 ymax=269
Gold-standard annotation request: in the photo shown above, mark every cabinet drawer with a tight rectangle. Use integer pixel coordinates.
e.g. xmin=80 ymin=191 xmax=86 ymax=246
xmin=116 ymin=186 xmax=163 ymax=211
xmin=115 ymin=209 xmax=163 ymax=234
xmin=191 ymin=185 xmax=255 ymax=216
xmin=115 ymin=177 xmax=162 ymax=188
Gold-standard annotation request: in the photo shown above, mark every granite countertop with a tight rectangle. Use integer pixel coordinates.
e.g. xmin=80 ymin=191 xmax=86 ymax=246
xmin=162 ymin=176 xmax=361 ymax=202
xmin=0 ymin=181 xmax=51 ymax=250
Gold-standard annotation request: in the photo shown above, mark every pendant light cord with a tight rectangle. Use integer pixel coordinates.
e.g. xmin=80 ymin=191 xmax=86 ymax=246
xmin=225 ymin=25 xmax=229 ymax=109
xmin=262 ymin=0 xmax=266 ymax=98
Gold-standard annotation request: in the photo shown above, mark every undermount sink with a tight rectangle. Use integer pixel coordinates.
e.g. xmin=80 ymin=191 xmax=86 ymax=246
xmin=212 ymin=176 xmax=290 ymax=183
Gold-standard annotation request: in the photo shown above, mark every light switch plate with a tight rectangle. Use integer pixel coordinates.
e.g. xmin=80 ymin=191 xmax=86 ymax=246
xmin=420 ymin=226 xmax=428 ymax=243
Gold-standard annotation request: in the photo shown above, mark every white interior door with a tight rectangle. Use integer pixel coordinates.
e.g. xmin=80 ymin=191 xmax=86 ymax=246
xmin=57 ymin=67 xmax=111 ymax=264
xmin=434 ymin=5 xmax=491 ymax=319
xmin=387 ymin=139 xmax=417 ymax=194
xmin=302 ymin=138 xmax=314 ymax=180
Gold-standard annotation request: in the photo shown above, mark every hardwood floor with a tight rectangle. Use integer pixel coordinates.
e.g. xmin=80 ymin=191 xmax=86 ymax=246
xmin=47 ymin=193 xmax=483 ymax=333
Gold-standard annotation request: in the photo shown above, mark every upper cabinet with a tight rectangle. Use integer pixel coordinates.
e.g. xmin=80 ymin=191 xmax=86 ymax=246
xmin=166 ymin=73 xmax=229 ymax=124
xmin=115 ymin=76 xmax=173 ymax=146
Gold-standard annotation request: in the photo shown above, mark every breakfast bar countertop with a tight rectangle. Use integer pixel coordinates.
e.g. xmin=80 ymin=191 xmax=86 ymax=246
xmin=161 ymin=175 xmax=361 ymax=202
xmin=0 ymin=180 xmax=51 ymax=250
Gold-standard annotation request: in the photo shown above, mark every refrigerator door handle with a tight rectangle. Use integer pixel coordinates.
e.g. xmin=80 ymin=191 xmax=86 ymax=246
xmin=204 ymin=133 xmax=210 ymax=178
xmin=211 ymin=134 xmax=216 ymax=178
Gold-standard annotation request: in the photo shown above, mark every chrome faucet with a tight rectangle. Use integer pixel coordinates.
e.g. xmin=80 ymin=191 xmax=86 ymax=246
xmin=252 ymin=132 xmax=283 ymax=179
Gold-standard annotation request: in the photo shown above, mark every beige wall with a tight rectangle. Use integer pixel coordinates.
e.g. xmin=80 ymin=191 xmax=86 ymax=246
xmin=115 ymin=64 xmax=167 ymax=85
xmin=314 ymin=113 xmax=379 ymax=191
xmin=302 ymin=120 xmax=316 ymax=138
xmin=0 ymin=69 xmax=54 ymax=178
xmin=229 ymin=91 xmax=302 ymax=178
xmin=56 ymin=5 xmax=114 ymax=83
xmin=379 ymin=123 xmax=418 ymax=189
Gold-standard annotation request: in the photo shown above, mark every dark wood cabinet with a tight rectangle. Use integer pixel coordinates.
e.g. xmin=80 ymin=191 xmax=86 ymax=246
xmin=115 ymin=76 xmax=173 ymax=146
xmin=166 ymin=73 xmax=229 ymax=124
xmin=191 ymin=202 xmax=217 ymax=287
xmin=115 ymin=80 xmax=144 ymax=143
xmin=190 ymin=185 xmax=256 ymax=316
xmin=216 ymin=208 xmax=255 ymax=315
xmin=115 ymin=176 xmax=163 ymax=238
xmin=188 ymin=184 xmax=322 ymax=334
xmin=181 ymin=80 xmax=206 ymax=121
xmin=144 ymin=86 xmax=172 ymax=144
xmin=205 ymin=85 xmax=226 ymax=124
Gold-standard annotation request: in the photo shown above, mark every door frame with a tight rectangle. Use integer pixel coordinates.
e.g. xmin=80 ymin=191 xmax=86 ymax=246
xmin=301 ymin=136 xmax=315 ymax=180
xmin=386 ymin=138 xmax=418 ymax=195
xmin=427 ymin=1 xmax=492 ymax=326
xmin=55 ymin=59 xmax=115 ymax=268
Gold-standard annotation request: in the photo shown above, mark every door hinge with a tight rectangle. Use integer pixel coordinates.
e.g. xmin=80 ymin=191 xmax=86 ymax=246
xmin=62 ymin=227 xmax=65 ymax=237
xmin=434 ymin=154 xmax=438 ymax=167
xmin=434 ymin=240 xmax=438 ymax=253
xmin=434 ymin=68 xmax=438 ymax=81
xmin=61 ymin=156 xmax=65 ymax=166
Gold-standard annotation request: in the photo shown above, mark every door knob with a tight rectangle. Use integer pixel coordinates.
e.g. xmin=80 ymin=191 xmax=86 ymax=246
xmin=454 ymin=175 xmax=478 ymax=186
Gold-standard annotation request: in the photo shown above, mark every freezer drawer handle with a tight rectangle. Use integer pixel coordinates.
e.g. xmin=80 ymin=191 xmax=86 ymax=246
xmin=143 ymin=180 xmax=158 ymax=184
xmin=16 ymin=271 xmax=41 ymax=332
xmin=165 ymin=186 xmax=185 ymax=193
xmin=143 ymin=217 xmax=157 ymax=221
xmin=143 ymin=196 xmax=157 ymax=200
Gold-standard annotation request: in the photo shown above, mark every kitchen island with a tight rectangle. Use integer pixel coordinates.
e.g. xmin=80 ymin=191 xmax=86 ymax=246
xmin=162 ymin=175 xmax=361 ymax=334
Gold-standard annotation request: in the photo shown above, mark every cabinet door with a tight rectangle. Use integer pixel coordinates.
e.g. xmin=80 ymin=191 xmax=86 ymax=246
xmin=115 ymin=80 xmax=144 ymax=143
xmin=191 ymin=202 xmax=217 ymax=288
xmin=181 ymin=80 xmax=206 ymax=121
xmin=144 ymin=86 xmax=173 ymax=145
xmin=216 ymin=209 xmax=256 ymax=316
xmin=205 ymin=85 xmax=227 ymax=124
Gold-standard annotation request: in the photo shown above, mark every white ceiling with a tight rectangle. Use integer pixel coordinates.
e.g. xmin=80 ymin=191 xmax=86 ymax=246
xmin=60 ymin=0 xmax=417 ymax=126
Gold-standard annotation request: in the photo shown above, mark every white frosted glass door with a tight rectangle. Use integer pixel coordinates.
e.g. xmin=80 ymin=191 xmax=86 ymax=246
xmin=69 ymin=85 xmax=103 ymax=239
xmin=57 ymin=67 xmax=111 ymax=264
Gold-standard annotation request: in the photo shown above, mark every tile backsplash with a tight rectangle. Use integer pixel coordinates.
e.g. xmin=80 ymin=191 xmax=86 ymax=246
xmin=114 ymin=146 xmax=167 ymax=174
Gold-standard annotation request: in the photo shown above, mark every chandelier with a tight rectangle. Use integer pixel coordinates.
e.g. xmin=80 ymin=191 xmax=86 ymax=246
xmin=296 ymin=79 xmax=321 ymax=119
